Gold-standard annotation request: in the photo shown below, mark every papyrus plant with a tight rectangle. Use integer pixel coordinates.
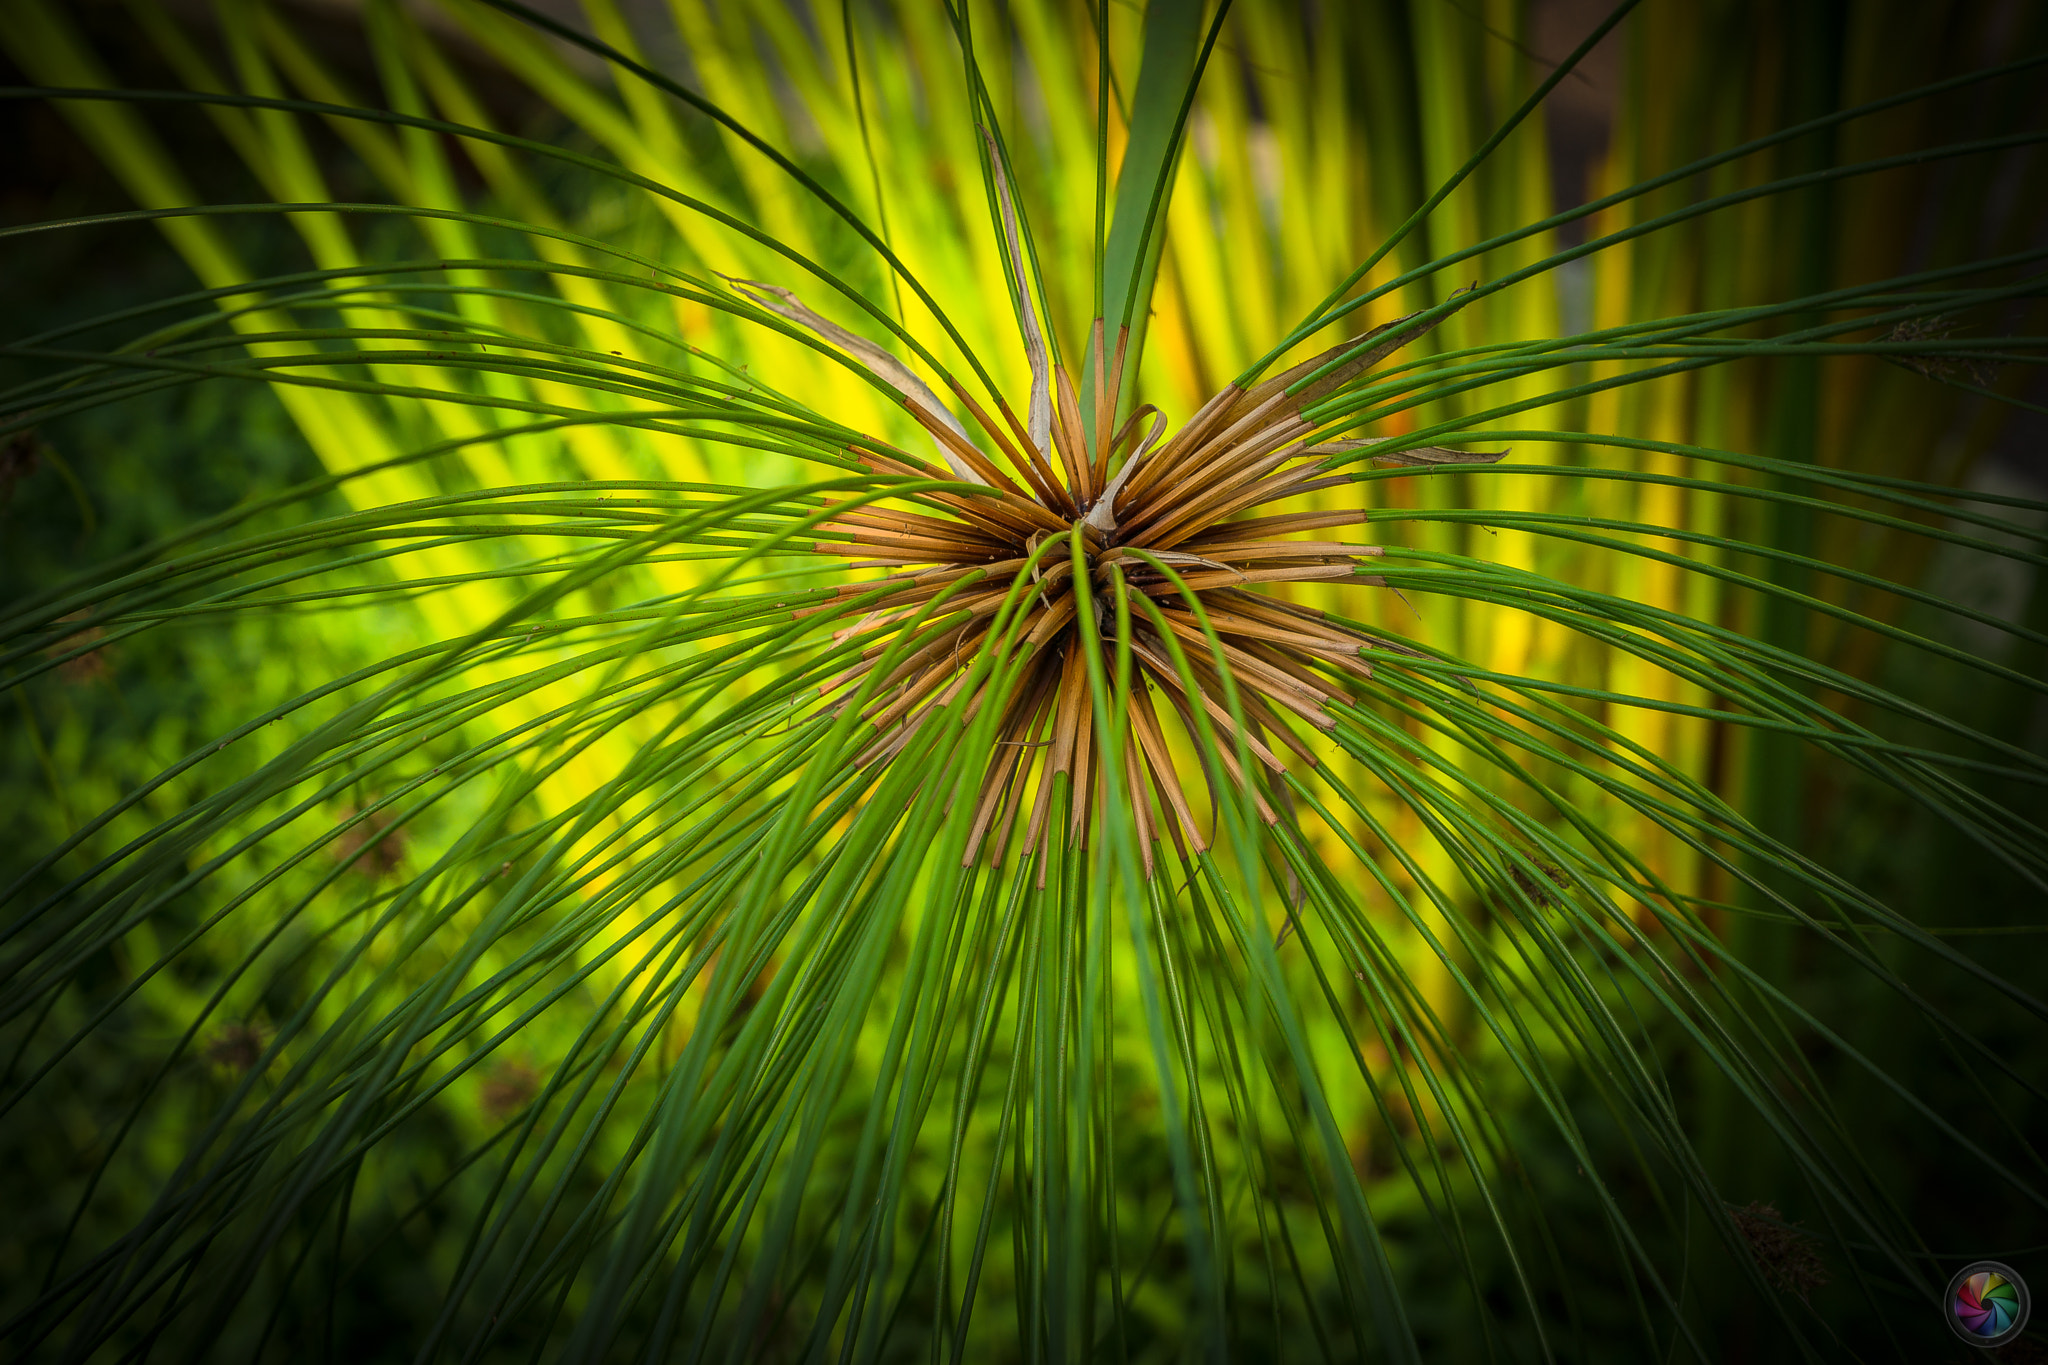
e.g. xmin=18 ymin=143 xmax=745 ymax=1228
xmin=1 ymin=0 xmax=2044 ymax=1359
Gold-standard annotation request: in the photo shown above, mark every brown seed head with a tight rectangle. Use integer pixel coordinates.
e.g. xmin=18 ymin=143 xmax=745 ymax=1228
xmin=784 ymin=285 xmax=1500 ymax=874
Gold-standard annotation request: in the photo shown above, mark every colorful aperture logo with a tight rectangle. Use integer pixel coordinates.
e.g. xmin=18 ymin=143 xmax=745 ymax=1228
xmin=1946 ymin=1261 xmax=2030 ymax=1348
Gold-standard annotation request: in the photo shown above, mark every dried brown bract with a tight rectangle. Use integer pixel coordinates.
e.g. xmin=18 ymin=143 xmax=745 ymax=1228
xmin=1881 ymin=314 xmax=1999 ymax=386
xmin=1509 ymin=863 xmax=1572 ymax=908
xmin=203 ymin=1019 xmax=270 ymax=1074
xmin=480 ymin=1059 xmax=541 ymax=1123
xmin=0 ymin=430 xmax=41 ymax=506
xmin=48 ymin=611 xmax=109 ymax=686
xmin=1731 ymin=1201 xmax=1829 ymax=1301
xmin=334 ymin=802 xmax=408 ymax=880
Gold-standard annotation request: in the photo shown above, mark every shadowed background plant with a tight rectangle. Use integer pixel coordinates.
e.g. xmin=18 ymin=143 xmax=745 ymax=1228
xmin=1 ymin=0 xmax=2045 ymax=1360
